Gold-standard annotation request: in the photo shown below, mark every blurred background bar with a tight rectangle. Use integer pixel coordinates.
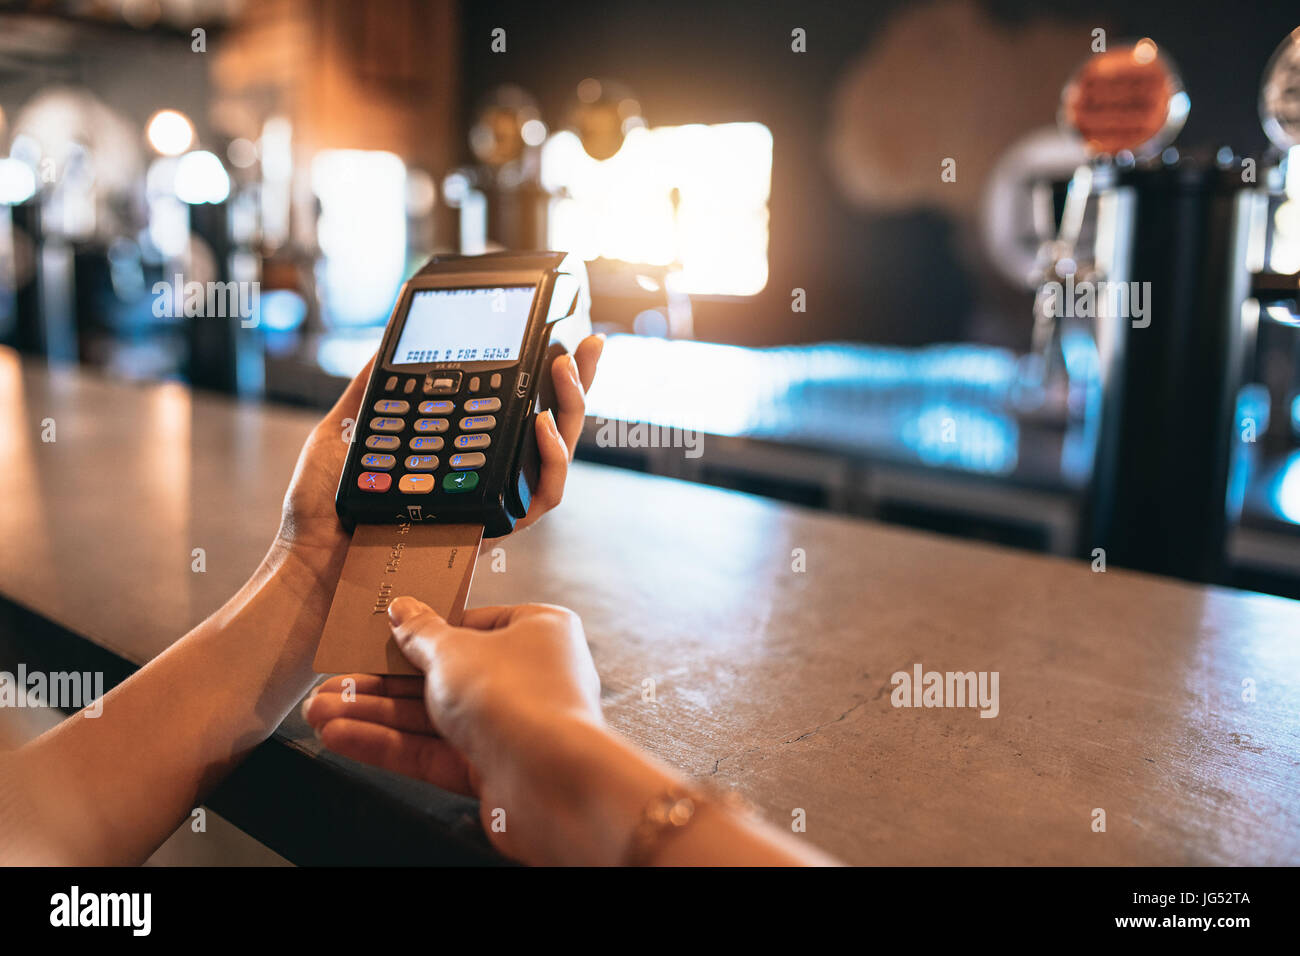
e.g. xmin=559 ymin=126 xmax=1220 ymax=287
xmin=1 ymin=0 xmax=1299 ymax=596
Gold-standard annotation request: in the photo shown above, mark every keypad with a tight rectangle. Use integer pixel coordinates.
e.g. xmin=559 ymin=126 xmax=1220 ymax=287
xmin=354 ymin=373 xmax=503 ymax=498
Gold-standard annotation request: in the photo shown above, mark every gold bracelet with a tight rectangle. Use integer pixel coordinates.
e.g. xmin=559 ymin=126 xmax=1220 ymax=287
xmin=624 ymin=788 xmax=702 ymax=866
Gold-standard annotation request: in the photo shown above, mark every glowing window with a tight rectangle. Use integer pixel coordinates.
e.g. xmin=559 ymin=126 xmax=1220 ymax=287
xmin=541 ymin=122 xmax=772 ymax=296
xmin=1268 ymin=145 xmax=1300 ymax=275
xmin=311 ymin=150 xmax=407 ymax=326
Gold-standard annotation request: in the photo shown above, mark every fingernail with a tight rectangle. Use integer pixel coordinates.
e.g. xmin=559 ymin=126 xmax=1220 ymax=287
xmin=544 ymin=409 xmax=560 ymax=437
xmin=300 ymin=693 xmax=316 ymax=723
xmin=388 ymin=596 xmax=427 ymax=628
xmin=566 ymin=353 xmax=581 ymax=385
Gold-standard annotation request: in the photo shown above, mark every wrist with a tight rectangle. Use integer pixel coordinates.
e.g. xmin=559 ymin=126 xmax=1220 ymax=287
xmin=237 ymin=540 xmax=339 ymax=682
xmin=264 ymin=537 xmax=345 ymax=607
xmin=508 ymin=713 xmax=682 ymax=865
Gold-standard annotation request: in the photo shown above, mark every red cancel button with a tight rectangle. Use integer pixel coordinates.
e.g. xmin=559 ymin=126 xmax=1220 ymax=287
xmin=357 ymin=471 xmax=392 ymax=492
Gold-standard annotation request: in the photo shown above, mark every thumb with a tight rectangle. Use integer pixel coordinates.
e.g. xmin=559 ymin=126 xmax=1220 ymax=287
xmin=329 ymin=353 xmax=376 ymax=421
xmin=387 ymin=596 xmax=448 ymax=671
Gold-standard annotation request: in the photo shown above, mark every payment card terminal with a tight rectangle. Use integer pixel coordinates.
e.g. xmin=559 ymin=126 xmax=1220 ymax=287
xmin=315 ymin=251 xmax=591 ymax=675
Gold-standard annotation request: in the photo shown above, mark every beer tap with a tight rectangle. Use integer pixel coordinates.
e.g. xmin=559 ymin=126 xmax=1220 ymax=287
xmin=1020 ymin=40 xmax=1188 ymax=407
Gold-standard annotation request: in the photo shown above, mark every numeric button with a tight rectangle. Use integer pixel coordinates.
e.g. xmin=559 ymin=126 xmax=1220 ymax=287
xmin=414 ymin=418 xmax=449 ymax=433
xmin=373 ymin=399 xmax=410 ymax=414
xmin=463 ymin=397 xmax=501 ymax=413
xmin=418 ymin=400 xmax=453 ymax=415
xmin=459 ymin=415 xmax=496 ymax=431
xmin=409 ymin=436 xmax=444 ymax=451
xmin=365 ymin=435 xmax=400 ymax=450
xmin=370 ymin=417 xmax=404 ymax=433
xmin=453 ymin=433 xmax=490 ymax=450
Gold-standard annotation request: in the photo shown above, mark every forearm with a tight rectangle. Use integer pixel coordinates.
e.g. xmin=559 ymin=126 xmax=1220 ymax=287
xmin=513 ymin=716 xmax=837 ymax=866
xmin=14 ymin=543 xmax=333 ymax=864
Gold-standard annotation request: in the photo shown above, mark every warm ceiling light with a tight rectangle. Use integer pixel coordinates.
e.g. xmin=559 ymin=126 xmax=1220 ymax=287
xmin=146 ymin=109 xmax=194 ymax=156
xmin=1133 ymin=38 xmax=1158 ymax=65
xmin=521 ymin=118 xmax=548 ymax=146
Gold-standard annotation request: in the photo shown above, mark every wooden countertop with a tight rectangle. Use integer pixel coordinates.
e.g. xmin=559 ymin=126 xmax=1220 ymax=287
xmin=1 ymin=347 xmax=1298 ymax=865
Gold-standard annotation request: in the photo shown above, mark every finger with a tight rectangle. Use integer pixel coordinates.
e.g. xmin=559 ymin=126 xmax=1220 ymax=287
xmin=388 ymin=598 xmax=543 ymax=634
xmin=458 ymin=605 xmax=522 ymax=630
xmin=388 ymin=596 xmax=454 ymax=672
xmin=549 ymin=354 xmax=586 ymax=459
xmin=327 ymin=352 xmax=377 ymax=423
xmin=530 ymin=410 xmax=568 ymax=512
xmin=303 ymin=691 xmax=437 ymax=735
xmin=574 ymin=334 xmax=604 ymax=392
xmin=318 ymin=719 xmax=473 ymax=795
xmin=465 ymin=602 xmax=573 ymax=629
xmin=313 ymin=674 xmax=425 ymax=699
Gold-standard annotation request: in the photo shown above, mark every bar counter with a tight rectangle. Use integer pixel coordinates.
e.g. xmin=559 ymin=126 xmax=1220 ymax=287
xmin=1 ymin=347 xmax=1298 ymax=865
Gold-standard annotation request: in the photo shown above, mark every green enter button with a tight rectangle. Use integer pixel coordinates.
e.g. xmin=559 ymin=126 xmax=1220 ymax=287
xmin=442 ymin=470 xmax=479 ymax=493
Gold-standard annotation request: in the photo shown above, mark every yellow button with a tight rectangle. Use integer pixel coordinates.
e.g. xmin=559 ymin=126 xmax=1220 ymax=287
xmin=398 ymin=474 xmax=435 ymax=494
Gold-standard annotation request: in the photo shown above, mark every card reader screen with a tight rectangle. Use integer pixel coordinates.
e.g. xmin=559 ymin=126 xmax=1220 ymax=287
xmin=391 ymin=286 xmax=536 ymax=365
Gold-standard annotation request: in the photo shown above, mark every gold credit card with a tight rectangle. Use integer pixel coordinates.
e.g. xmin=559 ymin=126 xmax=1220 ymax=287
xmin=314 ymin=522 xmax=484 ymax=676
